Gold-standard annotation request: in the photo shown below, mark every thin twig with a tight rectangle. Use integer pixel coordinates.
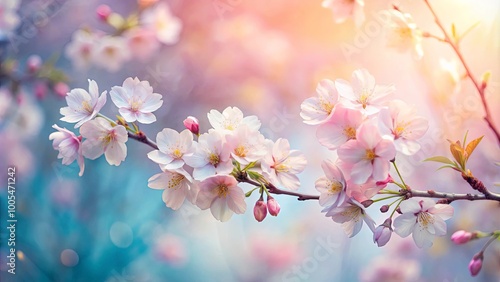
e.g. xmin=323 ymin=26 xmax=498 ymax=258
xmin=423 ymin=0 xmax=500 ymax=144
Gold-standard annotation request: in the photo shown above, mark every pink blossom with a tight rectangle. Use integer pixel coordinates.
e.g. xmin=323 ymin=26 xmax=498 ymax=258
xmin=49 ymin=125 xmax=85 ymax=176
xmin=80 ymin=117 xmax=128 ymax=166
xmin=60 ymin=79 xmax=107 ymax=128
xmin=183 ymin=130 xmax=232 ymax=180
xmin=27 ymin=55 xmax=42 ymax=73
xmin=124 ymin=27 xmax=161 ymax=62
xmin=65 ymin=30 xmax=98 ymax=70
xmin=148 ymin=128 xmax=194 ymax=169
xmin=360 ymin=256 xmax=420 ymax=282
xmin=261 ymin=138 xmax=307 ymax=190
xmin=325 ymin=198 xmax=375 ymax=237
xmin=96 ymin=4 xmax=111 ymax=21
xmin=316 ymin=105 xmax=364 ymax=150
xmin=346 ymin=178 xmax=386 ymax=203
xmin=110 ymin=77 xmax=163 ymax=124
xmin=93 ymin=36 xmax=131 ymax=72
xmin=337 ymin=121 xmax=396 ymax=184
xmin=322 ymin=0 xmax=365 ymax=27
xmin=225 ymin=125 xmax=267 ymax=165
xmin=393 ymin=198 xmax=454 ymax=248
xmin=379 ymin=100 xmax=429 ymax=155
xmin=207 ymin=106 xmax=261 ymax=132
xmin=196 ymin=175 xmax=246 ymax=222
xmin=148 ymin=168 xmax=193 ymax=210
xmin=141 ymin=2 xmax=182 ymax=45
xmin=385 ymin=9 xmax=423 ymax=59
xmin=53 ymin=82 xmax=70 ymax=97
xmin=335 ymin=69 xmax=395 ymax=115
xmin=315 ymin=160 xmax=347 ymax=208
xmin=300 ymin=79 xmax=339 ymax=125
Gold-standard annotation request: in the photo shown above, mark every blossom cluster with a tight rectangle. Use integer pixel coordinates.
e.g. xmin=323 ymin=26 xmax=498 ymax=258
xmin=302 ymin=69 xmax=453 ymax=248
xmin=50 ymin=77 xmax=163 ymax=176
xmin=147 ymin=107 xmax=307 ymax=222
xmin=65 ymin=1 xmax=181 ymax=71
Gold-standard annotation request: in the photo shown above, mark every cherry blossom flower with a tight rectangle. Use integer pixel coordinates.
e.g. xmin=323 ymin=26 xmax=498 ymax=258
xmin=253 ymin=196 xmax=267 ymax=222
xmin=225 ymin=125 xmax=267 ymax=165
xmin=148 ymin=167 xmax=193 ymax=210
xmin=60 ymin=79 xmax=107 ymax=128
xmin=379 ymin=100 xmax=429 ymax=155
xmin=385 ymin=9 xmax=423 ymax=59
xmin=373 ymin=218 xmax=393 ymax=247
xmin=300 ymin=79 xmax=339 ymax=125
xmin=49 ymin=125 xmax=85 ymax=176
xmin=360 ymin=256 xmax=421 ymax=282
xmin=80 ymin=117 xmax=128 ymax=166
xmin=335 ymin=69 xmax=395 ymax=115
xmin=184 ymin=130 xmax=233 ymax=180
xmin=124 ymin=27 xmax=161 ymax=62
xmin=315 ymin=160 xmax=347 ymax=208
xmin=0 ymin=0 xmax=20 ymax=33
xmin=148 ymin=128 xmax=194 ymax=169
xmin=141 ymin=2 xmax=182 ymax=45
xmin=65 ymin=30 xmax=98 ymax=70
xmin=316 ymin=105 xmax=364 ymax=150
xmin=393 ymin=198 xmax=454 ymax=248
xmin=261 ymin=138 xmax=307 ymax=190
xmin=207 ymin=106 xmax=261 ymax=132
xmin=325 ymin=198 xmax=375 ymax=237
xmin=93 ymin=36 xmax=131 ymax=72
xmin=346 ymin=178 xmax=386 ymax=203
xmin=110 ymin=77 xmax=163 ymax=124
xmin=322 ymin=0 xmax=365 ymax=27
xmin=196 ymin=175 xmax=246 ymax=222
xmin=337 ymin=121 xmax=396 ymax=184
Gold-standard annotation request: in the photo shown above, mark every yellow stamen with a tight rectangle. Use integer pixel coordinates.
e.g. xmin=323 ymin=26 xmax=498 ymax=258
xmin=168 ymin=174 xmax=185 ymax=189
xmin=217 ymin=184 xmax=229 ymax=198
xmin=234 ymin=145 xmax=247 ymax=158
xmin=172 ymin=148 xmax=182 ymax=159
xmin=81 ymin=100 xmax=93 ymax=113
xmin=329 ymin=181 xmax=343 ymax=194
xmin=418 ymin=212 xmax=434 ymax=228
xmin=344 ymin=127 xmax=356 ymax=140
xmin=208 ymin=153 xmax=220 ymax=166
xmin=365 ymin=149 xmax=377 ymax=161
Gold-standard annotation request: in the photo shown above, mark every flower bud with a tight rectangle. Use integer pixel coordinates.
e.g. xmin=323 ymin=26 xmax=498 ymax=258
xmin=26 ymin=55 xmax=42 ymax=73
xmin=183 ymin=116 xmax=200 ymax=135
xmin=138 ymin=0 xmax=158 ymax=9
xmin=267 ymin=195 xmax=281 ymax=216
xmin=361 ymin=200 xmax=373 ymax=208
xmin=373 ymin=218 xmax=392 ymax=247
xmin=96 ymin=4 xmax=112 ymax=21
xmin=380 ymin=205 xmax=389 ymax=213
xmin=53 ymin=82 xmax=69 ymax=97
xmin=469 ymin=252 xmax=483 ymax=276
xmin=34 ymin=82 xmax=47 ymax=100
xmin=451 ymin=230 xmax=473 ymax=245
xmin=253 ymin=196 xmax=267 ymax=222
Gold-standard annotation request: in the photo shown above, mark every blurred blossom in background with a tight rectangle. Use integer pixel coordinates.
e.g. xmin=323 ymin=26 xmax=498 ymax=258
xmin=0 ymin=0 xmax=499 ymax=281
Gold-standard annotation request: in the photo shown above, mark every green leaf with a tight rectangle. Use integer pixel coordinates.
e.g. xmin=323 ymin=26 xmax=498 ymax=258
xmin=437 ymin=165 xmax=458 ymax=171
xmin=424 ymin=156 xmax=455 ymax=165
xmin=459 ymin=21 xmax=481 ymax=42
xmin=465 ymin=135 xmax=484 ymax=161
xmin=247 ymin=171 xmax=262 ymax=181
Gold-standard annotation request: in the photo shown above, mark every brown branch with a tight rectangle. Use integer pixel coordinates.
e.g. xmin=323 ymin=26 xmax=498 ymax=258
xmin=235 ymin=171 xmax=320 ymax=201
xmin=423 ymin=0 xmax=500 ymax=145
xmin=399 ymin=187 xmax=500 ymax=204
xmin=127 ymin=131 xmax=158 ymax=150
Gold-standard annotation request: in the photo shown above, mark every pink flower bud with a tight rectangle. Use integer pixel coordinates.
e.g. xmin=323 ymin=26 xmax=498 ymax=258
xmin=183 ymin=116 xmax=200 ymax=135
xmin=267 ymin=196 xmax=281 ymax=216
xmin=53 ymin=82 xmax=69 ymax=97
xmin=96 ymin=4 xmax=112 ymax=21
xmin=469 ymin=252 xmax=483 ymax=276
xmin=451 ymin=230 xmax=472 ymax=245
xmin=26 ymin=55 xmax=42 ymax=73
xmin=34 ymin=82 xmax=47 ymax=100
xmin=375 ymin=175 xmax=394 ymax=187
xmin=254 ymin=197 xmax=267 ymax=222
xmin=373 ymin=218 xmax=392 ymax=247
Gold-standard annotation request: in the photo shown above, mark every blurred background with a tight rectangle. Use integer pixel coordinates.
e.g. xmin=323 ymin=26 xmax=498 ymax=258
xmin=0 ymin=0 xmax=499 ymax=281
